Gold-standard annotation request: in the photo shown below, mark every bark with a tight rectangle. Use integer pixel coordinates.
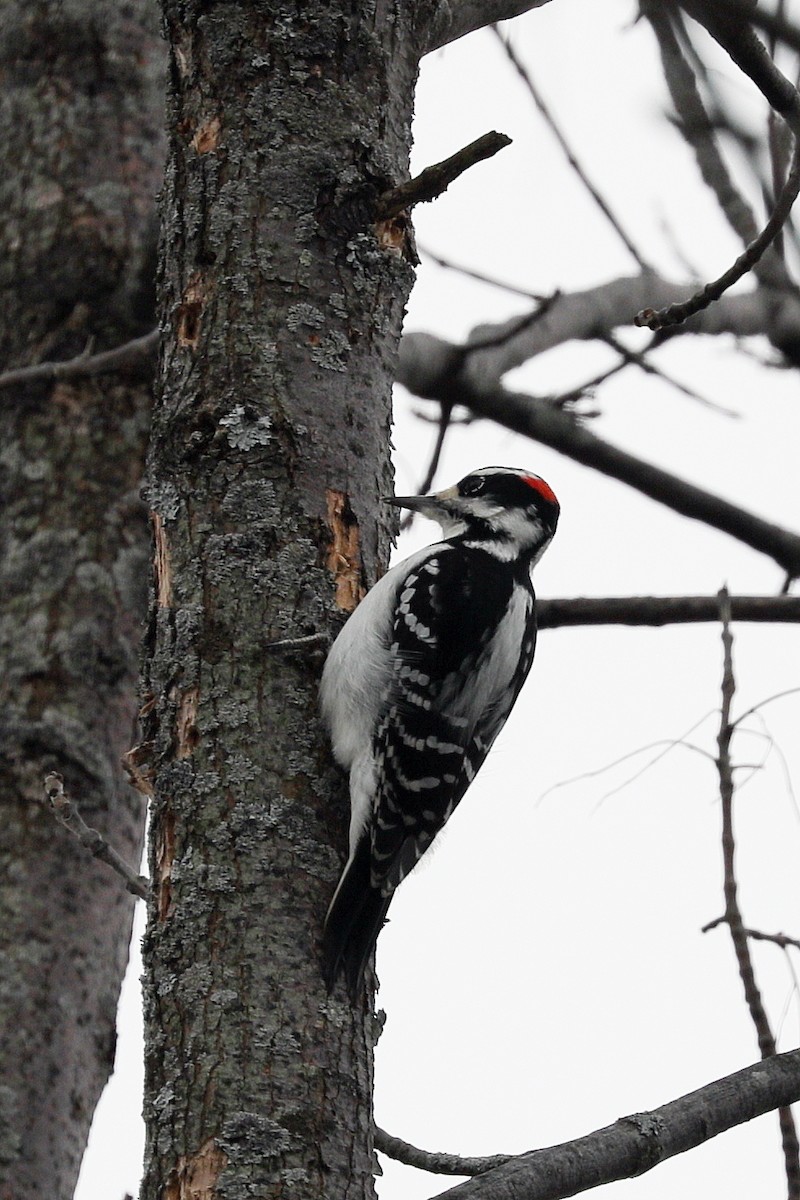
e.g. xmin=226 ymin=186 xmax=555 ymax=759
xmin=140 ymin=4 xmax=419 ymax=1199
xmin=0 ymin=2 xmax=164 ymax=1198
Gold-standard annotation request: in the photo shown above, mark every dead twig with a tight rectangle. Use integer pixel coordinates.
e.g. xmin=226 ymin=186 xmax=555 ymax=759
xmin=374 ymin=1127 xmax=512 ymax=1176
xmin=0 ymin=330 xmax=159 ymax=390
xmin=703 ymin=918 xmax=800 ymax=954
xmin=264 ymin=632 xmax=328 ymax=651
xmin=714 ymin=589 xmax=800 ymax=1197
xmin=400 ymin=402 xmax=453 ymax=532
xmin=602 ymin=332 xmax=737 ymax=415
xmin=44 ymin=773 xmax=150 ymax=901
xmin=420 ymin=244 xmax=548 ymax=299
xmin=635 ymin=142 xmax=800 ymax=331
xmin=376 ymin=132 xmax=512 ymax=221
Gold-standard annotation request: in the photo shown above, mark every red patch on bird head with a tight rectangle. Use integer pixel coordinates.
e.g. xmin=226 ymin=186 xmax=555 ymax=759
xmin=522 ymin=475 xmax=558 ymax=506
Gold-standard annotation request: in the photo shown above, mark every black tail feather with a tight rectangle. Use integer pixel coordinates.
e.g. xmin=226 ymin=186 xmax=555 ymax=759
xmin=322 ymin=837 xmax=392 ymax=999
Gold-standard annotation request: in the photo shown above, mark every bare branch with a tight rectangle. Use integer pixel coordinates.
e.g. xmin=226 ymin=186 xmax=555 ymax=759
xmin=704 ymin=918 xmax=800 ymax=954
xmin=632 ymin=2 xmax=800 ymax=328
xmin=374 ymin=1127 xmax=511 ymax=1176
xmin=376 ymin=133 xmax=512 ymax=221
xmin=427 ymin=1050 xmax=800 ymax=1199
xmin=714 ymin=590 xmax=800 ymax=1196
xmin=401 ymin=274 xmax=800 ymax=392
xmin=644 ymin=6 xmax=768 ymax=258
xmin=721 ymin=0 xmax=800 ymax=56
xmin=43 ymin=773 xmax=150 ymax=901
xmin=0 ymin=329 xmax=159 ymax=390
xmin=635 ymin=141 xmax=800 ymax=330
xmin=465 ymin=294 xmax=561 ymax=354
xmin=491 ymin=26 xmax=651 ymax=271
xmin=682 ymin=1 xmax=800 ymax=134
xmin=397 ymin=336 xmax=800 ymax=577
xmin=423 ymin=0 xmax=552 ymax=56
xmin=537 ymin=595 xmax=800 ymax=629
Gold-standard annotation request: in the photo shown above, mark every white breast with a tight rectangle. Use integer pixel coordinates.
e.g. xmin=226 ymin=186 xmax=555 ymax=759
xmin=320 ymin=543 xmax=445 ymax=770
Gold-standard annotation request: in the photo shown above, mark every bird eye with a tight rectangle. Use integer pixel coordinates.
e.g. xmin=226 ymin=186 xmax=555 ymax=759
xmin=460 ymin=476 xmax=485 ymax=496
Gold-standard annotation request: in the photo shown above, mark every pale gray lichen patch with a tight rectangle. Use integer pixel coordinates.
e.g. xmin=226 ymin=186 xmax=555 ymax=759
xmin=286 ymin=303 xmax=325 ymax=332
xmin=309 ymin=328 xmax=350 ymax=371
xmin=219 ymin=405 xmax=273 ymax=451
xmin=144 ymin=480 xmax=181 ymax=522
xmin=219 ymin=1111 xmax=296 ymax=1163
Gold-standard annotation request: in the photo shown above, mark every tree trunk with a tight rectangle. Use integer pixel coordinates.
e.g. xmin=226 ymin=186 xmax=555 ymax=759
xmin=141 ymin=3 xmax=420 ymax=1198
xmin=0 ymin=3 xmax=164 ymax=1197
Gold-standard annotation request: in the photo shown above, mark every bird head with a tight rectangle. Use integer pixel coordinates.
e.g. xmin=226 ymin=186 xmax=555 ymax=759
xmin=387 ymin=466 xmax=559 ymax=564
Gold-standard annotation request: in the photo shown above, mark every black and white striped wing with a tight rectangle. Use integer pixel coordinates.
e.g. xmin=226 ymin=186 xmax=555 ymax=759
xmin=370 ymin=545 xmax=537 ymax=895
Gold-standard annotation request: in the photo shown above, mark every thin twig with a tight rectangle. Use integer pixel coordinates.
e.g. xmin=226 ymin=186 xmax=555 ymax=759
xmin=733 ymin=686 xmax=800 ymax=729
xmin=645 ymin=5 xmax=766 ymax=257
xmin=602 ymin=332 xmax=737 ymax=415
xmin=635 ymin=140 xmax=800 ymax=330
xmin=537 ymin=718 xmax=717 ymax=809
xmin=376 ymin=132 xmax=512 ymax=221
xmin=374 ymin=1127 xmax=512 ymax=1176
xmin=464 ymin=293 xmax=561 ymax=354
xmin=420 ymin=244 xmax=547 ymax=299
xmin=703 ymin=917 xmax=800 ymax=954
xmin=264 ymin=632 xmax=327 ymax=651
xmin=491 ymin=25 xmax=651 ymax=271
xmin=0 ymin=330 xmax=159 ymax=390
xmin=400 ymin=402 xmax=453 ymax=531
xmin=43 ymin=773 xmax=150 ymax=901
xmin=714 ymin=589 xmax=800 ymax=1197
xmin=747 ymin=929 xmax=800 ymax=954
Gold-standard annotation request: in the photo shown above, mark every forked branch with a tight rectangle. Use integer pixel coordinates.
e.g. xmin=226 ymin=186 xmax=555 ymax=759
xmin=712 ymin=592 xmax=800 ymax=1196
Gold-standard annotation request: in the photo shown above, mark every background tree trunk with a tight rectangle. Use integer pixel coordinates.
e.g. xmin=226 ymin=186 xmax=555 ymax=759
xmin=141 ymin=3 xmax=420 ymax=1197
xmin=0 ymin=2 xmax=164 ymax=1197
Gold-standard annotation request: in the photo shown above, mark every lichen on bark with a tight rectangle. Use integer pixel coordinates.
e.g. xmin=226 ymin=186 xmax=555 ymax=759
xmin=0 ymin=2 xmax=165 ymax=1196
xmin=141 ymin=4 xmax=422 ymax=1198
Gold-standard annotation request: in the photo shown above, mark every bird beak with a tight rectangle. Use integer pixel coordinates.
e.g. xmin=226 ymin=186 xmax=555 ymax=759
xmin=385 ymin=494 xmax=429 ymax=512
xmin=384 ymin=484 xmax=457 ymax=513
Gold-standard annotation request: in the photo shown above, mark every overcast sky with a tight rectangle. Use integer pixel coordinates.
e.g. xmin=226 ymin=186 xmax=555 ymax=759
xmin=77 ymin=5 xmax=800 ymax=1199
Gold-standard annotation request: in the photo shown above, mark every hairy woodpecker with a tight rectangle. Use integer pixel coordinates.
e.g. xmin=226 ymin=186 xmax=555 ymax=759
xmin=320 ymin=465 xmax=559 ymax=995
